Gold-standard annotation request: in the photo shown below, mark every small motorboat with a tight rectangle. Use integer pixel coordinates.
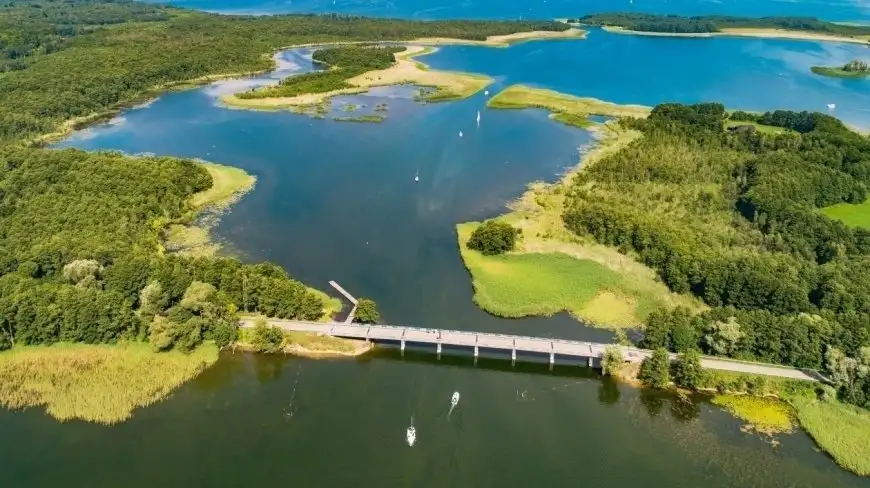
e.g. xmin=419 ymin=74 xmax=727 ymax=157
xmin=406 ymin=418 xmax=416 ymax=447
xmin=414 ymin=171 xmax=419 ymax=182
xmin=459 ymin=130 xmax=463 ymax=137
xmin=451 ymin=391 xmax=460 ymax=408
xmin=827 ymin=103 xmax=836 ymax=110
xmin=484 ymin=90 xmax=489 ymax=96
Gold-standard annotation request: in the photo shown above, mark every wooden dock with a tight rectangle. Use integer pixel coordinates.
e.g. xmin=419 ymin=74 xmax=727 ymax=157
xmin=239 ymin=319 xmax=822 ymax=382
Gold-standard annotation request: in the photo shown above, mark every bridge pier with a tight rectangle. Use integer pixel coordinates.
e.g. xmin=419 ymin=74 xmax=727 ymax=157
xmin=401 ymin=339 xmax=405 ymax=356
xmin=473 ymin=344 xmax=479 ymax=365
xmin=550 ymin=351 xmax=555 ymax=366
xmin=587 ymin=356 xmax=593 ymax=368
xmin=511 ymin=348 xmax=516 ymax=365
xmin=437 ymin=342 xmax=442 ymax=359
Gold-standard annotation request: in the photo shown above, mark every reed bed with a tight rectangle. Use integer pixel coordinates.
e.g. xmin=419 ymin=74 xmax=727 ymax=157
xmin=0 ymin=342 xmax=218 ymax=424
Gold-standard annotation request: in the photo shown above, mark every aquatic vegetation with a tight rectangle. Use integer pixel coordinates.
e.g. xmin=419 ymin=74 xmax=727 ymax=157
xmin=332 ymin=114 xmax=386 ymax=123
xmin=712 ymin=394 xmax=794 ymax=435
xmin=0 ymin=342 xmax=218 ymax=424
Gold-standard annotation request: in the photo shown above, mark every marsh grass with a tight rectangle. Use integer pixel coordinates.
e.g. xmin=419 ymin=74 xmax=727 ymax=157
xmin=487 ymin=85 xmax=651 ymax=119
xmin=789 ymin=394 xmax=870 ymax=476
xmin=237 ymin=327 xmax=357 ymax=354
xmin=0 ymin=342 xmax=218 ymax=424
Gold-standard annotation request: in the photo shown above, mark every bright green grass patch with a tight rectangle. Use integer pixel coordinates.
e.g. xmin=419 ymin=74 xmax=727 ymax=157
xmin=712 ymin=394 xmax=794 ymax=434
xmin=790 ymin=394 xmax=870 ymax=476
xmin=332 ymin=114 xmax=385 ymax=123
xmin=811 ymin=66 xmax=870 ymax=79
xmin=552 ymin=112 xmax=593 ymax=128
xmin=457 ymin=222 xmax=663 ymax=327
xmin=820 ymin=199 xmax=870 ymax=229
xmin=724 ymin=120 xmax=788 ymax=135
xmin=0 ymin=342 xmax=218 ymax=424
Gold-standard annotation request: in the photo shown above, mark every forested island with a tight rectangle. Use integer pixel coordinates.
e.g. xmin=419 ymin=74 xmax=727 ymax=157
xmin=574 ymin=13 xmax=870 ymax=43
xmin=812 ymin=59 xmax=870 ymax=78
xmin=0 ymin=0 xmax=571 ymax=422
xmin=459 ymin=86 xmax=870 ymax=474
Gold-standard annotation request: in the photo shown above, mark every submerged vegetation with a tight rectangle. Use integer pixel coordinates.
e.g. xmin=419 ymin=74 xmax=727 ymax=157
xmin=577 ymin=13 xmax=870 ymax=40
xmin=0 ymin=342 xmax=218 ymax=423
xmin=711 ymin=394 xmax=794 ymax=434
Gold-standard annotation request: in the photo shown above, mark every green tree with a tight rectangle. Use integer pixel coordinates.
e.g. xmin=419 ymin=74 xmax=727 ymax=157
xmin=211 ymin=321 xmax=238 ymax=349
xmin=251 ymin=320 xmax=285 ymax=353
xmin=672 ymin=349 xmax=705 ymax=389
xmin=601 ymin=344 xmax=625 ymax=376
xmin=354 ymin=298 xmax=380 ymax=324
xmin=466 ymin=220 xmax=521 ymax=255
xmin=639 ymin=348 xmax=671 ymax=389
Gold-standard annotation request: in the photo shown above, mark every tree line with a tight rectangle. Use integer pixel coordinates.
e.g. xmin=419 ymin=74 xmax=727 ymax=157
xmin=561 ymin=102 xmax=870 ymax=410
xmin=576 ymin=13 xmax=870 ymax=38
xmin=0 ymin=148 xmax=330 ymax=353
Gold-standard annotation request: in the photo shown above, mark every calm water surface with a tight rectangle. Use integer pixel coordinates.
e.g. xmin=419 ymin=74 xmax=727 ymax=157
xmin=147 ymin=0 xmax=870 ymax=22
xmin=7 ymin=28 xmax=870 ymax=488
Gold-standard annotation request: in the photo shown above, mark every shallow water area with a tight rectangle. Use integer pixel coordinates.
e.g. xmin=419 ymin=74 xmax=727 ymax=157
xmin=28 ymin=29 xmax=870 ymax=487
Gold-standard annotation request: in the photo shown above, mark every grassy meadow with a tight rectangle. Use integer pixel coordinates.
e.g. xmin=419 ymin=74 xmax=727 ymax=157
xmin=0 ymin=342 xmax=218 ymax=424
xmin=820 ymin=200 xmax=870 ymax=229
xmin=789 ymin=393 xmax=870 ymax=476
xmin=457 ymin=222 xmax=674 ymax=327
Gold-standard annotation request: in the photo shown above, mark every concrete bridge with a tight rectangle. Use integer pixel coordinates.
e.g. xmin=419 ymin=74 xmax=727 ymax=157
xmin=240 ymin=319 xmax=822 ymax=382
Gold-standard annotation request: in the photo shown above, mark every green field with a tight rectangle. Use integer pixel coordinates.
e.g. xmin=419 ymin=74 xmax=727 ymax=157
xmin=820 ymin=200 xmax=870 ymax=229
xmin=457 ymin=222 xmax=664 ymax=327
xmin=724 ymin=119 xmax=788 ymax=135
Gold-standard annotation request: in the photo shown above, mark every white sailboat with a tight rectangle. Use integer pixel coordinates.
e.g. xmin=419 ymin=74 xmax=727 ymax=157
xmin=476 ymin=111 xmax=481 ymax=127
xmin=484 ymin=90 xmax=489 ymax=96
xmin=459 ymin=130 xmax=463 ymax=137
xmin=406 ymin=417 xmax=416 ymax=446
xmin=827 ymin=103 xmax=836 ymax=110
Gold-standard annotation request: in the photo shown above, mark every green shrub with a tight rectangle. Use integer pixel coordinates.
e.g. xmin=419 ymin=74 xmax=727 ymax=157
xmin=354 ymin=298 xmax=380 ymax=324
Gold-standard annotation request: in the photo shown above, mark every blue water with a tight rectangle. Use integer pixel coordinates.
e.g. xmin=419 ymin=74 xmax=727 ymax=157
xmin=424 ymin=29 xmax=870 ymax=129
xmin=150 ymin=0 xmax=870 ymax=22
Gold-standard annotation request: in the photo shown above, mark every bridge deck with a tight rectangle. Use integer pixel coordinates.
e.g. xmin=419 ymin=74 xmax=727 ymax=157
xmin=241 ymin=319 xmax=821 ymax=382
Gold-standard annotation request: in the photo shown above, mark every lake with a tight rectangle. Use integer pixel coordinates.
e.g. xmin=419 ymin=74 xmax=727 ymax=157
xmin=6 ymin=22 xmax=870 ymax=488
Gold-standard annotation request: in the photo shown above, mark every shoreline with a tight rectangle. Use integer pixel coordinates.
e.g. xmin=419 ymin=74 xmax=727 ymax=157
xmin=220 ymin=44 xmax=493 ymax=110
xmin=220 ymin=29 xmax=585 ymax=111
xmin=601 ymin=25 xmax=870 ymax=45
xmin=456 ymin=85 xmax=701 ymax=328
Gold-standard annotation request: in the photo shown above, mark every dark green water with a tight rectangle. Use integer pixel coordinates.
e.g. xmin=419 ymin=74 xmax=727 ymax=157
xmin=20 ymin=37 xmax=870 ymax=486
xmin=2 ymin=351 xmax=866 ymax=487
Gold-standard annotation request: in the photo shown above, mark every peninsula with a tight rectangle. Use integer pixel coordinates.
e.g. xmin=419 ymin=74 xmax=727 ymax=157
xmin=575 ymin=13 xmax=870 ymax=44
xmin=457 ymin=84 xmax=870 ymax=474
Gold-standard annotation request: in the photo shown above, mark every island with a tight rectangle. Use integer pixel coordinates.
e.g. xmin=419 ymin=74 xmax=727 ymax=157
xmin=812 ymin=59 xmax=870 ymax=78
xmin=574 ymin=13 xmax=870 ymax=44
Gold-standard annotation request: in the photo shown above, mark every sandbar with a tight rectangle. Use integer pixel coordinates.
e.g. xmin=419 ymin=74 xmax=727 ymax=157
xmin=603 ymin=25 xmax=870 ymax=45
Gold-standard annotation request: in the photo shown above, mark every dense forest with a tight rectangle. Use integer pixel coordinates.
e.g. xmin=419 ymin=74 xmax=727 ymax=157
xmin=237 ymin=45 xmax=405 ymax=99
xmin=576 ymin=13 xmax=870 ymax=37
xmin=562 ymin=103 xmax=870 ymax=408
xmin=0 ymin=0 xmax=569 ymax=353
